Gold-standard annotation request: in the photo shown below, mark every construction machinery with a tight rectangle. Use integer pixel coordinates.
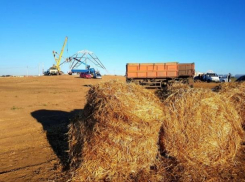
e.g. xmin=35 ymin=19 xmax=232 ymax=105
xmin=67 ymin=50 xmax=106 ymax=78
xmin=50 ymin=36 xmax=68 ymax=75
xmin=43 ymin=64 xmax=59 ymax=75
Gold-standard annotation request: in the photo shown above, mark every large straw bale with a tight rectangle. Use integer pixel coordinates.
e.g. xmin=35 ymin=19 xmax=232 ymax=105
xmin=69 ymin=80 xmax=164 ymax=181
xmin=216 ymin=82 xmax=240 ymax=92
xmin=130 ymin=156 xmax=168 ymax=182
xmin=155 ymin=82 xmax=190 ymax=101
xmin=212 ymin=82 xmax=240 ymax=92
xmin=218 ymin=82 xmax=245 ymax=128
xmin=160 ymin=88 xmax=243 ymax=169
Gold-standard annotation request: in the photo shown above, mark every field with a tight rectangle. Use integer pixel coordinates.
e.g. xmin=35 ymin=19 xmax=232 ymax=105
xmin=0 ymin=75 xmax=125 ymax=182
xmin=0 ymin=75 xmax=242 ymax=182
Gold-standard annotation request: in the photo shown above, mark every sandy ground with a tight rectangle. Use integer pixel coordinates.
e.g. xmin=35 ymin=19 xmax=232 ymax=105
xmin=0 ymin=75 xmax=125 ymax=182
xmin=0 ymin=75 xmax=220 ymax=182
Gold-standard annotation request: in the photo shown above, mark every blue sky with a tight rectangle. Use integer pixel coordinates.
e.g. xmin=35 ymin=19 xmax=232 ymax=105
xmin=0 ymin=0 xmax=244 ymax=76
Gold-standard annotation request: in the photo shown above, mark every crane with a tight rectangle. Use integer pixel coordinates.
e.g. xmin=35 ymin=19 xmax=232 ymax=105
xmin=52 ymin=36 xmax=68 ymax=74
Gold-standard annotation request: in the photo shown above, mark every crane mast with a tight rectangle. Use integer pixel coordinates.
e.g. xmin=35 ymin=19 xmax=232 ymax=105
xmin=53 ymin=36 xmax=68 ymax=72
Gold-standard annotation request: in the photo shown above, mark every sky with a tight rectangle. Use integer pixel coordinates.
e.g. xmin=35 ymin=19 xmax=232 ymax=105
xmin=0 ymin=0 xmax=245 ymax=76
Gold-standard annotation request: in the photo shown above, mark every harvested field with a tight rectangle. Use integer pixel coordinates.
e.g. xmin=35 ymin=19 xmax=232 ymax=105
xmin=1 ymin=76 xmax=245 ymax=182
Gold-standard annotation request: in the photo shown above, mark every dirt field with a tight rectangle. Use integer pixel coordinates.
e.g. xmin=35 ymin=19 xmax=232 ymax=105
xmin=0 ymin=76 xmax=220 ymax=182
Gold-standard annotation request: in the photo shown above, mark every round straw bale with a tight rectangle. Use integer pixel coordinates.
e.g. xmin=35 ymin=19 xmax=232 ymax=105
xmin=216 ymin=82 xmax=240 ymax=92
xmin=132 ymin=157 xmax=168 ymax=182
xmin=212 ymin=82 xmax=240 ymax=92
xmin=155 ymin=82 xmax=190 ymax=101
xmin=69 ymin=80 xmax=164 ymax=181
xmin=160 ymin=88 xmax=243 ymax=168
xmin=219 ymin=82 xmax=245 ymax=128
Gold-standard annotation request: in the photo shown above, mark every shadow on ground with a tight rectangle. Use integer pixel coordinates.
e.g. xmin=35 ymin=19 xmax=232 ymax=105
xmin=83 ymin=84 xmax=92 ymax=87
xmin=31 ymin=109 xmax=83 ymax=170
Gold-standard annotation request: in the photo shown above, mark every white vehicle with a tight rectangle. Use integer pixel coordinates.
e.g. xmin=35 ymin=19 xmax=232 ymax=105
xmin=95 ymin=72 xmax=102 ymax=79
xmin=219 ymin=75 xmax=228 ymax=82
xmin=49 ymin=67 xmax=58 ymax=75
xmin=203 ymin=73 xmax=220 ymax=82
xmin=44 ymin=67 xmax=58 ymax=75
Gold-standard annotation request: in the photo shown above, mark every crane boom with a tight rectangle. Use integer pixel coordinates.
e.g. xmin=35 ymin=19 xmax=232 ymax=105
xmin=53 ymin=36 xmax=68 ymax=72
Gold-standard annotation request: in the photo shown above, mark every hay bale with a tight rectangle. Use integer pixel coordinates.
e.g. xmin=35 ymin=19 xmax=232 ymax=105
xmin=160 ymin=88 xmax=243 ymax=168
xmin=218 ymin=82 xmax=245 ymax=128
xmin=215 ymin=82 xmax=240 ymax=92
xmin=132 ymin=157 xmax=168 ymax=182
xmin=69 ymin=80 xmax=164 ymax=181
xmin=155 ymin=82 xmax=190 ymax=101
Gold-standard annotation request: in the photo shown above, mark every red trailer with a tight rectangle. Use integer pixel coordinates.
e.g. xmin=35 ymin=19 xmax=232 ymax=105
xmin=126 ymin=62 xmax=195 ymax=88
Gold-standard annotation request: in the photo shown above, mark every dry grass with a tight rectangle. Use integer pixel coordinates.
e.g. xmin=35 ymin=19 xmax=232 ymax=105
xmin=159 ymin=88 xmax=244 ymax=181
xmin=212 ymin=82 xmax=240 ymax=92
xmin=68 ymin=80 xmax=245 ymax=181
xmin=68 ymin=80 xmax=165 ymax=181
xmin=217 ymin=82 xmax=245 ymax=128
xmin=155 ymin=82 xmax=190 ymax=101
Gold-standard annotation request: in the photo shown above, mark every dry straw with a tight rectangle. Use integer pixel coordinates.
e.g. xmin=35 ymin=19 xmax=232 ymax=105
xmin=68 ymin=80 xmax=165 ymax=181
xmin=218 ymin=82 xmax=245 ymax=128
xmin=155 ymin=82 xmax=190 ymax=101
xmin=159 ymin=88 xmax=243 ymax=180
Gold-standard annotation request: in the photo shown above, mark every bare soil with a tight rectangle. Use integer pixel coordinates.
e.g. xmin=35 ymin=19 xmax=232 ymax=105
xmin=0 ymin=76 xmax=225 ymax=182
xmin=0 ymin=75 xmax=125 ymax=182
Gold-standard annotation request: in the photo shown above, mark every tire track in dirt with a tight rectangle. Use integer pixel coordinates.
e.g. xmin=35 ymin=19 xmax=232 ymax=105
xmin=0 ymin=158 xmax=56 ymax=175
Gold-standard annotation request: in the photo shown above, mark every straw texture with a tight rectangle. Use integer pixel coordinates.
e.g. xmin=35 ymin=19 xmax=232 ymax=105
xmin=69 ymin=80 xmax=164 ymax=181
xmin=161 ymin=88 xmax=243 ymax=165
xmin=155 ymin=82 xmax=190 ymax=102
xmin=218 ymin=82 xmax=245 ymax=128
xmin=160 ymin=88 xmax=243 ymax=167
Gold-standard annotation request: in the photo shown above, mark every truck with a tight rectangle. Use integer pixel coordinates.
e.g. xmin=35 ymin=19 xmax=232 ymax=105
xmin=218 ymin=75 xmax=228 ymax=82
xmin=43 ymin=66 xmax=59 ymax=75
xmin=68 ymin=67 xmax=102 ymax=79
xmin=126 ymin=62 xmax=195 ymax=88
xmin=202 ymin=72 xmax=220 ymax=82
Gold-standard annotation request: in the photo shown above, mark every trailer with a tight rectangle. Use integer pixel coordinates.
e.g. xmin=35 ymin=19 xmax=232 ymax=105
xmin=126 ymin=62 xmax=195 ymax=88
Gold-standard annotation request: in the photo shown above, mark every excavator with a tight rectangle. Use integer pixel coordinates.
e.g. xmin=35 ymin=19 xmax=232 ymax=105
xmin=45 ymin=37 xmax=68 ymax=75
